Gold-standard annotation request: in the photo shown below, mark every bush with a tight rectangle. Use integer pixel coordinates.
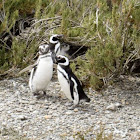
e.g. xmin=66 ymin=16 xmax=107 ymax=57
xmin=73 ymin=0 xmax=140 ymax=89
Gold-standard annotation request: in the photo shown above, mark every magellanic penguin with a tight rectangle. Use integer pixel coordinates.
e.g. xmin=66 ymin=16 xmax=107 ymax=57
xmin=49 ymin=34 xmax=63 ymax=56
xmin=55 ymin=55 xmax=90 ymax=105
xmin=29 ymin=44 xmax=53 ymax=95
xmin=49 ymin=34 xmax=89 ymax=59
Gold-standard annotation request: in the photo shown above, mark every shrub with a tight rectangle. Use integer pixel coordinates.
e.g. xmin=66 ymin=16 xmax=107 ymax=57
xmin=73 ymin=0 xmax=140 ymax=89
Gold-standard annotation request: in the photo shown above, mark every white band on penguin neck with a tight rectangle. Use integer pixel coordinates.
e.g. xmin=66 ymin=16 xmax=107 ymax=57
xmin=39 ymin=53 xmax=52 ymax=59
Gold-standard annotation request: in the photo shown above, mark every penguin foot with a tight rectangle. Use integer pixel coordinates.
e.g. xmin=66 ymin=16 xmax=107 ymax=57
xmin=80 ymin=98 xmax=90 ymax=104
xmin=43 ymin=91 xmax=46 ymax=95
xmin=36 ymin=94 xmax=45 ymax=99
xmin=65 ymin=102 xmax=73 ymax=107
xmin=68 ymin=106 xmax=74 ymax=110
xmin=68 ymin=104 xmax=79 ymax=110
xmin=36 ymin=94 xmax=56 ymax=101
xmin=65 ymin=102 xmax=79 ymax=110
xmin=33 ymin=92 xmax=40 ymax=96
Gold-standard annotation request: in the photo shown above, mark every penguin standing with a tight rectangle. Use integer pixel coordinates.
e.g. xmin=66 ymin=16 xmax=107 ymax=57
xmin=29 ymin=44 xmax=53 ymax=95
xmin=49 ymin=34 xmax=63 ymax=56
xmin=55 ymin=55 xmax=90 ymax=105
xmin=49 ymin=34 xmax=88 ymax=59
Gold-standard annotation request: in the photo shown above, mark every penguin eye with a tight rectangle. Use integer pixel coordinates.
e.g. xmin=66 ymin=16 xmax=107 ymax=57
xmin=52 ymin=37 xmax=58 ymax=41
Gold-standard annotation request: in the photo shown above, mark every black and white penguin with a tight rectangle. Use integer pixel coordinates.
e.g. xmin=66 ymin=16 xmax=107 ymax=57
xmin=49 ymin=34 xmax=88 ymax=59
xmin=49 ymin=34 xmax=63 ymax=56
xmin=55 ymin=55 xmax=90 ymax=105
xmin=29 ymin=44 xmax=53 ymax=95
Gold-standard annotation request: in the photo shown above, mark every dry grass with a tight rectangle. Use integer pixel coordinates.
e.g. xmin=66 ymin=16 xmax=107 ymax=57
xmin=0 ymin=127 xmax=28 ymax=140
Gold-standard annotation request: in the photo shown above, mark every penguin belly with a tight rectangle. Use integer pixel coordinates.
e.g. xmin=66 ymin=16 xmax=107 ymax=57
xmin=57 ymin=69 xmax=73 ymax=101
xmin=31 ymin=57 xmax=53 ymax=92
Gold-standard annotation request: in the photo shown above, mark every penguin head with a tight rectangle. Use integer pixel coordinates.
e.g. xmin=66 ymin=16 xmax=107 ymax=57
xmin=39 ymin=44 xmax=50 ymax=55
xmin=49 ymin=34 xmax=63 ymax=44
xmin=49 ymin=34 xmax=63 ymax=56
xmin=55 ymin=55 xmax=69 ymax=66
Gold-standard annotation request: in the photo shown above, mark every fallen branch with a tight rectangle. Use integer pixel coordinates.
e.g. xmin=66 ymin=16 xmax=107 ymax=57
xmin=123 ymin=49 xmax=139 ymax=70
xmin=18 ymin=63 xmax=37 ymax=75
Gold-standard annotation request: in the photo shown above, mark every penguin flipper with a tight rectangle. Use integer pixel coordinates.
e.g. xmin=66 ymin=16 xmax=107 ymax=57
xmin=29 ymin=63 xmax=38 ymax=93
xmin=70 ymin=79 xmax=74 ymax=100
xmin=70 ymin=77 xmax=79 ymax=105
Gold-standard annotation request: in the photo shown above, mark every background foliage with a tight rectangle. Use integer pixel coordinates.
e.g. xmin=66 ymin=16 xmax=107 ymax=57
xmin=0 ymin=0 xmax=140 ymax=89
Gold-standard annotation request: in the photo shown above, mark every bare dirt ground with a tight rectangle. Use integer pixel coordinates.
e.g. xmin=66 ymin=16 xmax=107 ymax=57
xmin=0 ymin=75 xmax=140 ymax=140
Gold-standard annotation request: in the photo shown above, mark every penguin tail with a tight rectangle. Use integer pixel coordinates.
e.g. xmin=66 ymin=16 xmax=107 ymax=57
xmin=84 ymin=97 xmax=90 ymax=102
xmin=81 ymin=96 xmax=90 ymax=103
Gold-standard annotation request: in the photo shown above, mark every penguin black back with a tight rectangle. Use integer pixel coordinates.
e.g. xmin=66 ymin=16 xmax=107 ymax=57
xmin=62 ymin=65 xmax=90 ymax=102
xmin=56 ymin=55 xmax=90 ymax=103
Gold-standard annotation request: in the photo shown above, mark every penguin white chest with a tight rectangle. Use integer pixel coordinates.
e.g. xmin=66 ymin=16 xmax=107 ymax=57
xmin=31 ymin=57 xmax=53 ymax=92
xmin=57 ymin=66 xmax=73 ymax=101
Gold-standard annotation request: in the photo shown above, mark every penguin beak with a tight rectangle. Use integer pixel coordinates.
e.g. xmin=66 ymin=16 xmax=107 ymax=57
xmin=57 ymin=34 xmax=63 ymax=40
xmin=55 ymin=56 xmax=59 ymax=64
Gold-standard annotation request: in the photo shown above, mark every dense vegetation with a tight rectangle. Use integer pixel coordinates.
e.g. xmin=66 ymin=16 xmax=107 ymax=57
xmin=0 ymin=0 xmax=140 ymax=89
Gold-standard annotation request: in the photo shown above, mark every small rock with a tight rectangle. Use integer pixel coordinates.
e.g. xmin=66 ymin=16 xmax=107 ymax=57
xmin=114 ymin=120 xmax=120 ymax=123
xmin=18 ymin=115 xmax=28 ymax=121
xmin=55 ymin=84 xmax=61 ymax=88
xmin=105 ymin=110 xmax=111 ymax=114
xmin=115 ymin=102 xmax=122 ymax=107
xmin=106 ymin=104 xmax=116 ymax=111
xmin=66 ymin=111 xmax=73 ymax=115
xmin=60 ymin=133 xmax=67 ymax=137
xmin=12 ymin=81 xmax=17 ymax=87
xmin=125 ymin=102 xmax=129 ymax=105
xmin=74 ymin=108 xmax=78 ymax=112
xmin=136 ymin=93 xmax=140 ymax=96
xmin=128 ymin=128 xmax=136 ymax=132
xmin=20 ymin=85 xmax=26 ymax=90
xmin=30 ymin=101 xmax=36 ymax=105
xmin=106 ymin=102 xmax=122 ymax=111
xmin=127 ymin=112 xmax=134 ymax=115
xmin=121 ymin=99 xmax=126 ymax=105
xmin=15 ymin=108 xmax=23 ymax=112
xmin=51 ymin=106 xmax=57 ymax=110
xmin=19 ymin=100 xmax=29 ymax=104
xmin=44 ymin=115 xmax=52 ymax=119
xmin=65 ymin=102 xmax=72 ymax=106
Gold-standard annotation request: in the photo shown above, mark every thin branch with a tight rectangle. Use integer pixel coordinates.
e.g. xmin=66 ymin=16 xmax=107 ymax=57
xmin=103 ymin=20 xmax=112 ymax=35
xmin=0 ymin=11 xmax=4 ymax=22
xmin=69 ymin=36 xmax=97 ymax=59
xmin=26 ymin=17 xmax=62 ymax=47
xmin=2 ymin=0 xmax=14 ymax=40
xmin=31 ymin=16 xmax=62 ymax=27
xmin=95 ymin=8 xmax=102 ymax=40
xmin=2 ymin=0 xmax=5 ymax=17
xmin=0 ymin=39 xmax=12 ymax=50
xmin=123 ymin=49 xmax=139 ymax=69
xmin=80 ymin=4 xmax=93 ymax=26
